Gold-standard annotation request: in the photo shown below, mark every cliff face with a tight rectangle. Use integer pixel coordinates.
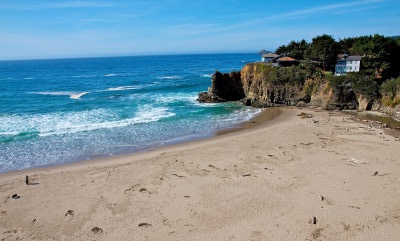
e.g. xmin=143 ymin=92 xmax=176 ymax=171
xmin=197 ymin=71 xmax=244 ymax=103
xmin=240 ymin=64 xmax=304 ymax=107
xmin=197 ymin=63 xmax=397 ymax=112
xmin=198 ymin=63 xmax=305 ymax=108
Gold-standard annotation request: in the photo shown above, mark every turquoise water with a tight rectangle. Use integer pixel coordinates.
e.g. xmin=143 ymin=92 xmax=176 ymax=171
xmin=0 ymin=53 xmax=260 ymax=173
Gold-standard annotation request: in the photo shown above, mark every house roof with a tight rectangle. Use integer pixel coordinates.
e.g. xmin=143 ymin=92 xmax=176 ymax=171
xmin=262 ymin=53 xmax=279 ymax=58
xmin=347 ymin=56 xmax=361 ymax=61
xmin=277 ymin=57 xmax=297 ymax=62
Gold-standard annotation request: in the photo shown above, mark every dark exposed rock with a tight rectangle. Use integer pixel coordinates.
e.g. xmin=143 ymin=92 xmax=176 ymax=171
xmin=198 ymin=65 xmax=304 ymax=108
xmin=197 ymin=71 xmax=245 ymax=103
xmin=197 ymin=91 xmax=227 ymax=103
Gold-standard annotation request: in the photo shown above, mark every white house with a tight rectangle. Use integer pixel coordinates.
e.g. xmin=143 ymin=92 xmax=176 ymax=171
xmin=335 ymin=55 xmax=362 ymax=76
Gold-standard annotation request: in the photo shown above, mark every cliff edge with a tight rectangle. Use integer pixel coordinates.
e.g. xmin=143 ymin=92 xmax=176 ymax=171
xmin=198 ymin=63 xmax=307 ymax=108
xmin=198 ymin=62 xmax=399 ymax=112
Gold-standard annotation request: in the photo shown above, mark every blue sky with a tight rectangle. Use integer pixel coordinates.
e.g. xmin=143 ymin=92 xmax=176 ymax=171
xmin=0 ymin=0 xmax=399 ymax=60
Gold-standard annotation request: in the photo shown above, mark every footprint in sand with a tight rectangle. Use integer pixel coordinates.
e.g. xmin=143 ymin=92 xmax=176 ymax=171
xmin=138 ymin=223 xmax=152 ymax=228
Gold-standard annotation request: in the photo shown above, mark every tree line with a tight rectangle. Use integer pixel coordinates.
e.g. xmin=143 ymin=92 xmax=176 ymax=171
xmin=274 ymin=34 xmax=400 ymax=80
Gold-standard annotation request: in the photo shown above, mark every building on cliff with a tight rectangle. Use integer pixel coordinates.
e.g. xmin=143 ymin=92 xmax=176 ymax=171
xmin=261 ymin=54 xmax=298 ymax=67
xmin=276 ymin=57 xmax=298 ymax=67
xmin=335 ymin=55 xmax=362 ymax=76
xmin=261 ymin=53 xmax=280 ymax=63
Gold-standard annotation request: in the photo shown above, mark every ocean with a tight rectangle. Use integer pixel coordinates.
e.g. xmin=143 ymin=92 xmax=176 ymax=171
xmin=0 ymin=53 xmax=261 ymax=173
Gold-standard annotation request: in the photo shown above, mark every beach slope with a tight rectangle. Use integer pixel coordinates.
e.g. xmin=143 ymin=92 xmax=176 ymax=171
xmin=1 ymin=107 xmax=399 ymax=240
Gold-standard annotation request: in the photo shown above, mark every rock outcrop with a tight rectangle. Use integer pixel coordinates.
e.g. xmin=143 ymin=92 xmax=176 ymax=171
xmin=198 ymin=62 xmax=399 ymax=113
xmin=198 ymin=63 xmax=306 ymax=108
xmin=197 ymin=71 xmax=244 ymax=103
xmin=240 ymin=64 xmax=304 ymax=107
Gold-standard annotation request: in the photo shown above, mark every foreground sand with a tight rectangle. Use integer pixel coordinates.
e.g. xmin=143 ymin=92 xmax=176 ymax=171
xmin=1 ymin=107 xmax=399 ymax=240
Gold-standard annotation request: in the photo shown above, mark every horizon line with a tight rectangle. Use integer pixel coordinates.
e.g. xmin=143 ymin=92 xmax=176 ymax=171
xmin=0 ymin=50 xmax=262 ymax=62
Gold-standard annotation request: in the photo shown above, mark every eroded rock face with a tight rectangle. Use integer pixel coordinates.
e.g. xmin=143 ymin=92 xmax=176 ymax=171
xmin=240 ymin=64 xmax=304 ymax=107
xmin=197 ymin=91 xmax=226 ymax=103
xmin=198 ymin=63 xmax=395 ymax=111
xmin=197 ymin=71 xmax=244 ymax=103
xmin=197 ymin=64 xmax=304 ymax=107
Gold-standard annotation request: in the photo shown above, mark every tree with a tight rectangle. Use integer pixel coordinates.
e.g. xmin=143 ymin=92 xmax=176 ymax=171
xmin=276 ymin=39 xmax=309 ymax=60
xmin=338 ymin=37 xmax=356 ymax=53
xmin=351 ymin=34 xmax=399 ymax=80
xmin=304 ymin=34 xmax=339 ymax=71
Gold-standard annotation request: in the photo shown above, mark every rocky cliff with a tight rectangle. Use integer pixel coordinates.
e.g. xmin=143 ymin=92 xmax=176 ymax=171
xmin=197 ymin=71 xmax=244 ymax=103
xmin=198 ymin=62 xmax=400 ymax=113
xmin=198 ymin=63 xmax=305 ymax=108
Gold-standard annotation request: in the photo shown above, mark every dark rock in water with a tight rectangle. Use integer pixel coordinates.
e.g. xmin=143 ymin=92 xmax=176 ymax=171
xmin=197 ymin=71 xmax=245 ymax=103
xmin=197 ymin=91 xmax=227 ymax=103
xmin=197 ymin=65 xmax=304 ymax=107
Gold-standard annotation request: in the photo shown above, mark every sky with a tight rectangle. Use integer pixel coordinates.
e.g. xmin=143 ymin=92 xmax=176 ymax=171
xmin=0 ymin=0 xmax=399 ymax=60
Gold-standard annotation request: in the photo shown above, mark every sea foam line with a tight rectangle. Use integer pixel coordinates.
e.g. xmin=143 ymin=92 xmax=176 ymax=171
xmin=0 ymin=106 xmax=176 ymax=138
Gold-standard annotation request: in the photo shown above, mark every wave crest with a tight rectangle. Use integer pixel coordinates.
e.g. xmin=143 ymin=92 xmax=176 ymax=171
xmin=0 ymin=106 xmax=175 ymax=138
xmin=32 ymin=91 xmax=89 ymax=99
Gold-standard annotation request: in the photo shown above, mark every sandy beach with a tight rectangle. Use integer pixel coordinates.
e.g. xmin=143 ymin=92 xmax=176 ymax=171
xmin=1 ymin=107 xmax=399 ymax=240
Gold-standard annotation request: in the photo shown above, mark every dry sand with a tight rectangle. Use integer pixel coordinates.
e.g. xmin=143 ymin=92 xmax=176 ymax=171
xmin=1 ymin=107 xmax=399 ymax=240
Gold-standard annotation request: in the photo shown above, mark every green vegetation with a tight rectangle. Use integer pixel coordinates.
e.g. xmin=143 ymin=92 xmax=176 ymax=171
xmin=276 ymin=39 xmax=309 ymax=60
xmin=380 ymin=77 xmax=400 ymax=107
xmin=255 ymin=63 xmax=307 ymax=86
xmin=271 ymin=34 xmax=400 ymax=108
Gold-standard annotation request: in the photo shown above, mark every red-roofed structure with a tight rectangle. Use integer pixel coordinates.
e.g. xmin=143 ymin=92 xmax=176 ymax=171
xmin=276 ymin=57 xmax=298 ymax=67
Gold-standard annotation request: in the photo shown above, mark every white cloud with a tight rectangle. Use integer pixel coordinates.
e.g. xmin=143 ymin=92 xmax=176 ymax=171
xmin=269 ymin=0 xmax=384 ymax=20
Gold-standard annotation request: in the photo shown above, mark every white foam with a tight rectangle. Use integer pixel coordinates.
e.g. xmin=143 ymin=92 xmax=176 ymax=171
xmin=32 ymin=91 xmax=89 ymax=99
xmin=0 ymin=131 xmax=20 ymax=136
xmin=105 ymin=86 xmax=141 ymax=91
xmin=70 ymin=92 xmax=89 ymax=99
xmin=157 ymin=76 xmax=180 ymax=79
xmin=201 ymin=74 xmax=212 ymax=78
xmin=104 ymin=73 xmax=129 ymax=77
xmin=0 ymin=106 xmax=175 ymax=138
xmin=219 ymin=107 xmax=262 ymax=124
xmin=155 ymin=93 xmax=198 ymax=104
xmin=72 ymin=75 xmax=97 ymax=78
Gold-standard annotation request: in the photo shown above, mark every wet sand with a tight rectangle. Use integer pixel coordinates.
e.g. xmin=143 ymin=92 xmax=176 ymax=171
xmin=1 ymin=107 xmax=399 ymax=240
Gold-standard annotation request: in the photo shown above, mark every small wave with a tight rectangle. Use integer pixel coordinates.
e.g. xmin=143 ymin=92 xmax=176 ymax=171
xmin=201 ymin=74 xmax=212 ymax=78
xmin=0 ymin=107 xmax=176 ymax=139
xmin=23 ymin=77 xmax=36 ymax=80
xmin=105 ymin=86 xmax=141 ymax=91
xmin=70 ymin=92 xmax=89 ymax=99
xmin=157 ymin=76 xmax=180 ymax=80
xmin=104 ymin=73 xmax=129 ymax=77
xmin=218 ymin=107 xmax=262 ymax=124
xmin=155 ymin=94 xmax=198 ymax=104
xmin=33 ymin=91 xmax=89 ymax=100
xmin=72 ymin=75 xmax=97 ymax=78
xmin=39 ymin=107 xmax=175 ymax=137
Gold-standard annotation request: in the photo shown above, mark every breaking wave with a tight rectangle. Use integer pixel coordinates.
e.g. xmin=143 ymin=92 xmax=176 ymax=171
xmin=32 ymin=91 xmax=89 ymax=100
